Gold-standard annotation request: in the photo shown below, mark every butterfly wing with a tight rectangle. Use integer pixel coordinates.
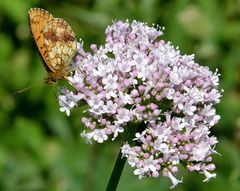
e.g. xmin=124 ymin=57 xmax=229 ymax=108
xmin=28 ymin=8 xmax=54 ymax=73
xmin=43 ymin=18 xmax=77 ymax=73
xmin=28 ymin=8 xmax=77 ymax=83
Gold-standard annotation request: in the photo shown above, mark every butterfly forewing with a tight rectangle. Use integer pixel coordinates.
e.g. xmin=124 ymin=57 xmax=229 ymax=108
xmin=28 ymin=8 xmax=77 ymax=83
xmin=43 ymin=18 xmax=77 ymax=72
xmin=28 ymin=8 xmax=53 ymax=73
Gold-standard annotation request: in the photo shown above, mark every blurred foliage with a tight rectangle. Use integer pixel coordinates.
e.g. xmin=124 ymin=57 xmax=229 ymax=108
xmin=0 ymin=0 xmax=240 ymax=190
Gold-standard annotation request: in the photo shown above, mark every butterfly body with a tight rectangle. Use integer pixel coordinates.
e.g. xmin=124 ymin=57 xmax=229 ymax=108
xmin=28 ymin=8 xmax=77 ymax=84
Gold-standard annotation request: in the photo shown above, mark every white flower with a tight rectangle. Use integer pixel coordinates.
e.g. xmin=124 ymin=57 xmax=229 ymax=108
xmin=81 ymin=130 xmax=94 ymax=144
xmin=181 ymin=54 xmax=195 ymax=65
xmin=200 ymin=104 xmax=220 ymax=126
xmin=110 ymin=122 xmax=124 ymax=140
xmin=192 ymin=143 xmax=211 ymax=161
xmin=165 ymin=88 xmax=175 ymax=100
xmin=143 ymin=156 xmax=157 ymax=173
xmin=59 ymin=95 xmax=75 ymax=116
xmin=171 ymin=117 xmax=185 ymax=131
xmin=135 ymin=54 xmax=149 ymax=81
xmin=121 ymin=144 xmax=138 ymax=157
xmin=118 ymin=59 xmax=132 ymax=73
xmin=88 ymin=94 xmax=104 ymax=115
xmin=119 ymin=92 xmax=133 ymax=105
xmin=121 ymin=144 xmax=139 ymax=168
xmin=134 ymin=168 xmax=145 ymax=179
xmin=154 ymin=142 xmax=170 ymax=154
xmin=170 ymin=66 xmax=183 ymax=85
xmin=202 ymin=170 xmax=216 ymax=182
xmin=208 ymin=115 xmax=220 ymax=126
xmin=106 ymin=90 xmax=117 ymax=99
xmin=67 ymin=70 xmax=84 ymax=84
xmin=104 ymin=100 xmax=118 ymax=114
xmin=116 ymin=108 xmax=131 ymax=123
xmin=182 ymin=101 xmax=196 ymax=116
xmin=200 ymin=104 xmax=216 ymax=117
xmin=93 ymin=62 xmax=108 ymax=77
xmin=59 ymin=91 xmax=83 ymax=116
xmin=154 ymin=42 xmax=180 ymax=66
xmin=193 ymin=124 xmax=209 ymax=141
xmin=102 ymin=74 xmax=118 ymax=91
xmin=92 ymin=129 xmax=108 ymax=143
xmin=185 ymin=86 xmax=205 ymax=103
xmin=210 ymin=70 xmax=219 ymax=86
xmin=207 ymin=89 xmax=221 ymax=103
xmin=167 ymin=171 xmax=183 ymax=189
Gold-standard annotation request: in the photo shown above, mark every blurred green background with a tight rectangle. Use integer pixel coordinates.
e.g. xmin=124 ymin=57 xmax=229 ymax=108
xmin=0 ymin=0 xmax=240 ymax=190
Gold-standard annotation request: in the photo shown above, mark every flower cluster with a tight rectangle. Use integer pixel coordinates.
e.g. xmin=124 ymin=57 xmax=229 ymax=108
xmin=58 ymin=20 xmax=222 ymax=188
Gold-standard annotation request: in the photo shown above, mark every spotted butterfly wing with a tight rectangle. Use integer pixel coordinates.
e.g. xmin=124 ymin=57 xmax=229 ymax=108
xmin=28 ymin=8 xmax=77 ymax=84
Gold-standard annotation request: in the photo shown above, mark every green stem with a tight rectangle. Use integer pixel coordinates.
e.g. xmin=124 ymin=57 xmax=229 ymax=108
xmin=105 ymin=122 xmax=146 ymax=191
xmin=106 ymin=149 xmax=127 ymax=191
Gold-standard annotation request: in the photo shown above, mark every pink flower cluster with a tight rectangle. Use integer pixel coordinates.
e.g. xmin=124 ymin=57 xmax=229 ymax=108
xmin=58 ymin=20 xmax=222 ymax=188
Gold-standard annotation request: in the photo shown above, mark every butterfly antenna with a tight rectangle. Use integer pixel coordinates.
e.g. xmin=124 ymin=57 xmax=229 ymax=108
xmin=14 ymin=82 xmax=42 ymax=94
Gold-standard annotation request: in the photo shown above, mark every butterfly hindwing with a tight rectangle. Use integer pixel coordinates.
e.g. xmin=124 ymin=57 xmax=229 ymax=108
xmin=43 ymin=18 xmax=77 ymax=72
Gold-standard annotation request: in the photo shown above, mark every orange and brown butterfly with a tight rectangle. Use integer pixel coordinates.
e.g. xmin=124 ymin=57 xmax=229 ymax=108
xmin=28 ymin=8 xmax=77 ymax=84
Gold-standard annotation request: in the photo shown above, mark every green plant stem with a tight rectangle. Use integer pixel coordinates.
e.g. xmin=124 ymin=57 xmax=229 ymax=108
xmin=106 ymin=149 xmax=127 ymax=191
xmin=105 ymin=122 xmax=146 ymax=191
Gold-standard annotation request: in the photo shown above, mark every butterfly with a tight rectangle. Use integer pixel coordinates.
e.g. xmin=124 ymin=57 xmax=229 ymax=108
xmin=28 ymin=8 xmax=77 ymax=84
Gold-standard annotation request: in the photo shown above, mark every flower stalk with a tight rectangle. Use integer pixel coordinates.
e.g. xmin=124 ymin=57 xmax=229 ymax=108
xmin=106 ymin=149 xmax=126 ymax=191
xmin=106 ymin=122 xmax=146 ymax=191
